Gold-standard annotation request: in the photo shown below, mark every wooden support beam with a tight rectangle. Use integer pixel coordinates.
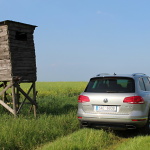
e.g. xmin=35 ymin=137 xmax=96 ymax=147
xmin=33 ymin=82 xmax=37 ymax=118
xmin=0 ymin=100 xmax=15 ymax=115
xmin=17 ymin=83 xmax=33 ymax=114
xmin=12 ymin=85 xmax=17 ymax=116
xmin=0 ymin=81 xmax=37 ymax=117
xmin=14 ymin=83 xmax=37 ymax=106
xmin=0 ymin=83 xmax=13 ymax=96
xmin=2 ymin=82 xmax=7 ymax=102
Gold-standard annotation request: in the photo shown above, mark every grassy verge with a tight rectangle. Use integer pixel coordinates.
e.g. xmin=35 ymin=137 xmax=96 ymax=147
xmin=37 ymin=128 xmax=122 ymax=150
xmin=0 ymin=111 xmax=79 ymax=150
xmin=115 ymin=135 xmax=150 ymax=150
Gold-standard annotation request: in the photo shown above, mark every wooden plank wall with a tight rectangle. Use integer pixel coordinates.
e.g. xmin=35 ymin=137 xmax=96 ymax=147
xmin=0 ymin=22 xmax=37 ymax=82
xmin=9 ymin=23 xmax=37 ymax=82
xmin=0 ymin=25 xmax=12 ymax=81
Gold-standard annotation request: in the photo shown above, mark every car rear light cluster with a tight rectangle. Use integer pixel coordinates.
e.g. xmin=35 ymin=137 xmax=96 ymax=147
xmin=78 ymin=95 xmax=90 ymax=103
xmin=123 ymin=96 xmax=144 ymax=104
xmin=132 ymin=119 xmax=146 ymax=121
xmin=78 ymin=116 xmax=82 ymax=119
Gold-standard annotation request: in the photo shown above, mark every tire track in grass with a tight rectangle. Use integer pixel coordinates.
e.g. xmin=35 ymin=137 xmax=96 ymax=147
xmin=36 ymin=128 xmax=124 ymax=150
xmin=37 ymin=128 xmax=149 ymax=150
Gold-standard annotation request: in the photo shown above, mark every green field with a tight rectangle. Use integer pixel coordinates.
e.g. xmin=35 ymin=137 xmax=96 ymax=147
xmin=0 ymin=82 xmax=149 ymax=150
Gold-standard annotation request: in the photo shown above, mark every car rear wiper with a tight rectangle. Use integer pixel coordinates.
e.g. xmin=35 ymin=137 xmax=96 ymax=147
xmin=106 ymin=91 xmax=119 ymax=93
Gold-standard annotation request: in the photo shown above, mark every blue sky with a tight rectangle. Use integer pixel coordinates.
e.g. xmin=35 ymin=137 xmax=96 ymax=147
xmin=0 ymin=0 xmax=150 ymax=81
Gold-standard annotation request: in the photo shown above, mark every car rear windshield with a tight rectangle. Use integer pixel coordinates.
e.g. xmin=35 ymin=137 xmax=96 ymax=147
xmin=85 ymin=77 xmax=135 ymax=93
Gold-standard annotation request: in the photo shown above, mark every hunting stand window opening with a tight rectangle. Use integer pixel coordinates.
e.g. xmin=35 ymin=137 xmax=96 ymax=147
xmin=15 ymin=31 xmax=27 ymax=41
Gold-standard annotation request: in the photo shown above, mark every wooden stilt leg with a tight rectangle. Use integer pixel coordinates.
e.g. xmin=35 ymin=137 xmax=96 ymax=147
xmin=2 ymin=82 xmax=7 ymax=102
xmin=12 ymin=83 xmax=17 ymax=117
xmin=33 ymin=82 xmax=37 ymax=118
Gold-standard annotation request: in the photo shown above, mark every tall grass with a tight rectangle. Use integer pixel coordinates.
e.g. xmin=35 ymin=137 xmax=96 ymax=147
xmin=115 ymin=135 xmax=150 ymax=150
xmin=0 ymin=112 xmax=79 ymax=150
xmin=38 ymin=128 xmax=121 ymax=150
xmin=0 ymin=82 xmax=87 ymax=150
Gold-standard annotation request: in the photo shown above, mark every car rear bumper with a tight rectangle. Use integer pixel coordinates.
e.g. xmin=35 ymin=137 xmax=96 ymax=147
xmin=80 ymin=121 xmax=139 ymax=130
xmin=78 ymin=113 xmax=148 ymax=129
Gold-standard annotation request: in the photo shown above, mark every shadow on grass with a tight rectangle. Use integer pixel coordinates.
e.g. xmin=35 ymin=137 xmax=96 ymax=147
xmin=37 ymin=103 xmax=77 ymax=115
xmin=113 ymin=129 xmax=140 ymax=138
xmin=86 ymin=125 xmax=147 ymax=138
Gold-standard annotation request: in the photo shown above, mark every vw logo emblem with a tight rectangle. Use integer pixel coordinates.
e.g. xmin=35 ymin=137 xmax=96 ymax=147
xmin=103 ymin=98 xmax=108 ymax=103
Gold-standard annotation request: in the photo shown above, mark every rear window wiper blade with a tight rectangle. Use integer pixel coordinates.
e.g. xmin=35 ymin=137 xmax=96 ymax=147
xmin=106 ymin=91 xmax=119 ymax=93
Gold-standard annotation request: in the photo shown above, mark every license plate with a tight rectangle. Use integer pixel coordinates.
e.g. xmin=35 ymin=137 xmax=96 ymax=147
xmin=95 ymin=106 xmax=117 ymax=112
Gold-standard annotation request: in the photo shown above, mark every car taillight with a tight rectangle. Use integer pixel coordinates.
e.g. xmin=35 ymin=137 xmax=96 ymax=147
xmin=132 ymin=119 xmax=146 ymax=121
xmin=78 ymin=117 xmax=82 ymax=119
xmin=78 ymin=95 xmax=90 ymax=103
xmin=123 ymin=96 xmax=144 ymax=104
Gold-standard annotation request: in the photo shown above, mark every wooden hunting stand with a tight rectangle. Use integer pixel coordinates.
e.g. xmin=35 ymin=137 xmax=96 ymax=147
xmin=0 ymin=20 xmax=37 ymax=117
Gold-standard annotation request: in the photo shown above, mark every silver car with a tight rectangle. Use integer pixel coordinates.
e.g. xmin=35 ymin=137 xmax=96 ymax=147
xmin=77 ymin=73 xmax=150 ymax=132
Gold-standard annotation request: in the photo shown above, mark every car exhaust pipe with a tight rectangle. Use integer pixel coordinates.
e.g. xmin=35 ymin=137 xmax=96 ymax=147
xmin=81 ymin=122 xmax=89 ymax=127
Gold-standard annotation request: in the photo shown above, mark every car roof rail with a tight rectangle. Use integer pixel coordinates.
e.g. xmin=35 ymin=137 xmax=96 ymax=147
xmin=96 ymin=73 xmax=110 ymax=76
xmin=132 ymin=73 xmax=146 ymax=76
